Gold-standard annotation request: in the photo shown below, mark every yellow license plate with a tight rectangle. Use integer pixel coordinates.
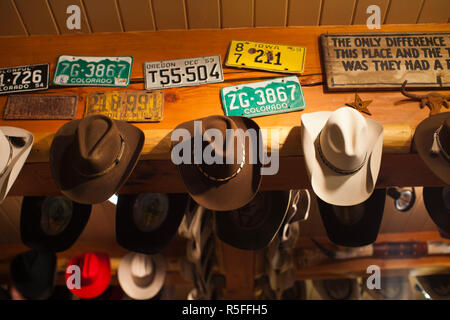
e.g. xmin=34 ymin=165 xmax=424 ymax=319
xmin=85 ymin=90 xmax=164 ymax=122
xmin=225 ymin=40 xmax=306 ymax=74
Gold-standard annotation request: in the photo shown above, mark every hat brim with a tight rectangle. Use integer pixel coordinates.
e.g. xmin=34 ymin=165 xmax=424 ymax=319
xmin=174 ymin=116 xmax=262 ymax=211
xmin=423 ymin=187 xmax=450 ymax=234
xmin=413 ymin=112 xmax=450 ymax=185
xmin=416 ymin=275 xmax=450 ymax=300
xmin=301 ymin=111 xmax=384 ymax=206
xmin=50 ymin=120 xmax=144 ymax=204
xmin=20 ymin=196 xmax=91 ymax=252
xmin=0 ymin=127 xmax=34 ymax=203
xmin=215 ymin=191 xmax=291 ymax=250
xmin=116 ymin=193 xmax=188 ymax=254
xmin=117 ymin=253 xmax=167 ymax=300
xmin=317 ymin=188 xmax=386 ymax=247
xmin=66 ymin=253 xmax=111 ymax=299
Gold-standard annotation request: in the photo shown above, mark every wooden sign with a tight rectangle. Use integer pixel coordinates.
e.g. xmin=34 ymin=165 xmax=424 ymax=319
xmin=320 ymin=32 xmax=450 ymax=90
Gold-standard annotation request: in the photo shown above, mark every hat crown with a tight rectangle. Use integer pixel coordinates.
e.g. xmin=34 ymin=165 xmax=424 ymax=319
xmin=320 ymin=107 xmax=369 ymax=172
xmin=81 ymin=253 xmax=101 ymax=279
xmin=0 ymin=130 xmax=10 ymax=172
xmin=196 ymin=116 xmax=244 ymax=181
xmin=73 ymin=115 xmax=123 ymax=177
xmin=130 ymin=254 xmax=153 ymax=278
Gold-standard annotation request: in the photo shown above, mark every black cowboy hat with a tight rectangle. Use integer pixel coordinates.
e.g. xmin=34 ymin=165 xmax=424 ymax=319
xmin=215 ymin=190 xmax=291 ymax=251
xmin=423 ymin=186 xmax=450 ymax=235
xmin=116 ymin=193 xmax=188 ymax=254
xmin=20 ymin=196 xmax=91 ymax=252
xmin=317 ymin=188 xmax=386 ymax=247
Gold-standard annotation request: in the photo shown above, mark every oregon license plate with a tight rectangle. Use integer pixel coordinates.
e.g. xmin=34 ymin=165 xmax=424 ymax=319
xmin=225 ymin=40 xmax=306 ymax=74
xmin=85 ymin=90 xmax=163 ymax=122
xmin=0 ymin=63 xmax=49 ymax=95
xmin=144 ymin=55 xmax=224 ymax=90
xmin=53 ymin=55 xmax=133 ymax=87
xmin=221 ymin=76 xmax=305 ymax=118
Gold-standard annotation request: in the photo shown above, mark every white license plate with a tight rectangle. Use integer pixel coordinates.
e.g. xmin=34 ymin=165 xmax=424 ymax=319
xmin=144 ymin=55 xmax=224 ymax=90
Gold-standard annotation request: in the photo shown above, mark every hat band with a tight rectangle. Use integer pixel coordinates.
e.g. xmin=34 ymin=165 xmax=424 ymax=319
xmin=195 ymin=145 xmax=246 ymax=182
xmin=76 ymin=135 xmax=125 ymax=178
xmin=317 ymin=131 xmax=367 ymax=176
xmin=0 ymin=139 xmax=13 ymax=177
xmin=431 ymin=125 xmax=450 ymax=162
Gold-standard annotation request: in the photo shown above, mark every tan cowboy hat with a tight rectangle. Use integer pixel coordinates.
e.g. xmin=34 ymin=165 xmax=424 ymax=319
xmin=50 ymin=114 xmax=144 ymax=204
xmin=118 ymin=253 xmax=167 ymax=300
xmin=413 ymin=112 xmax=450 ymax=185
xmin=0 ymin=126 xmax=33 ymax=203
xmin=172 ymin=115 xmax=262 ymax=211
xmin=301 ymin=107 xmax=384 ymax=206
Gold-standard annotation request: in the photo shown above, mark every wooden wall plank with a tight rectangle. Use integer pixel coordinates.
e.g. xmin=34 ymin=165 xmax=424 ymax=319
xmin=117 ymin=0 xmax=155 ymax=32
xmin=14 ymin=0 xmax=58 ymax=35
xmin=48 ymin=0 xmax=90 ymax=34
xmin=352 ymin=0 xmax=389 ymax=25
xmin=417 ymin=0 xmax=450 ymax=24
xmin=254 ymin=0 xmax=288 ymax=27
xmin=287 ymin=0 xmax=322 ymax=26
xmin=0 ymin=0 xmax=27 ymax=36
xmin=152 ymin=0 xmax=187 ymax=30
xmin=320 ymin=0 xmax=356 ymax=25
xmin=83 ymin=0 xmax=123 ymax=33
xmin=384 ymin=0 xmax=424 ymax=24
xmin=186 ymin=0 xmax=220 ymax=29
xmin=221 ymin=0 xmax=254 ymax=28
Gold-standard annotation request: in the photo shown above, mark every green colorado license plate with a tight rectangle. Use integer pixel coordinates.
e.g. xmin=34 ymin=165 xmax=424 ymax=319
xmin=221 ymin=76 xmax=305 ymax=118
xmin=53 ymin=55 xmax=133 ymax=87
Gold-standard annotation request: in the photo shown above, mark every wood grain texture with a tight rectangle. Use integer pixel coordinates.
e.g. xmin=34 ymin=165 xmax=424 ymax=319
xmin=83 ymin=0 xmax=123 ymax=33
xmin=352 ymin=0 xmax=389 ymax=25
xmin=186 ymin=0 xmax=220 ymax=29
xmin=254 ymin=0 xmax=288 ymax=27
xmin=0 ymin=0 xmax=27 ymax=36
xmin=287 ymin=0 xmax=322 ymax=26
xmin=14 ymin=0 xmax=58 ymax=35
xmin=48 ymin=0 xmax=90 ymax=34
xmin=319 ymin=0 xmax=356 ymax=25
xmin=117 ymin=0 xmax=155 ymax=31
xmin=221 ymin=0 xmax=254 ymax=28
xmin=152 ymin=0 xmax=187 ymax=30
xmin=384 ymin=0 xmax=424 ymax=24
xmin=417 ymin=0 xmax=450 ymax=24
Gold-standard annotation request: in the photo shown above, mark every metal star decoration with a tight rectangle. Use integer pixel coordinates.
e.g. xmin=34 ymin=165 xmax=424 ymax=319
xmin=346 ymin=93 xmax=372 ymax=116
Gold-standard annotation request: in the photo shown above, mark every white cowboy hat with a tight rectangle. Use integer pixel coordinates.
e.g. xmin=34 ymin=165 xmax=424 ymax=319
xmin=0 ymin=126 xmax=34 ymax=203
xmin=301 ymin=107 xmax=384 ymax=206
xmin=117 ymin=252 xmax=167 ymax=300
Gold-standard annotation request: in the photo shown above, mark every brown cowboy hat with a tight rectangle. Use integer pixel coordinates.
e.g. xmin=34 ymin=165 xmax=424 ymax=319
xmin=50 ymin=114 xmax=144 ymax=204
xmin=171 ymin=115 xmax=262 ymax=211
xmin=413 ymin=112 xmax=450 ymax=185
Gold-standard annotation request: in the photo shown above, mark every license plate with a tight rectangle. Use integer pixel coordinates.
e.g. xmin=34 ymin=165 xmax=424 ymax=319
xmin=225 ymin=40 xmax=306 ymax=74
xmin=53 ymin=55 xmax=133 ymax=87
xmin=221 ymin=76 xmax=306 ymax=118
xmin=85 ymin=90 xmax=163 ymax=122
xmin=144 ymin=55 xmax=224 ymax=90
xmin=0 ymin=63 xmax=49 ymax=95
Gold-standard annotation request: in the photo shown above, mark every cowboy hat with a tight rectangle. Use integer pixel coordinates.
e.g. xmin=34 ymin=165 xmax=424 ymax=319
xmin=10 ymin=250 xmax=57 ymax=300
xmin=423 ymin=186 xmax=450 ymax=235
xmin=117 ymin=253 xmax=167 ymax=300
xmin=116 ymin=193 xmax=188 ymax=254
xmin=416 ymin=274 xmax=450 ymax=300
xmin=301 ymin=107 xmax=384 ymax=206
xmin=413 ymin=112 xmax=450 ymax=185
xmin=50 ymin=114 xmax=144 ymax=204
xmin=215 ymin=190 xmax=291 ymax=251
xmin=312 ymin=278 xmax=360 ymax=300
xmin=364 ymin=276 xmax=412 ymax=300
xmin=0 ymin=126 xmax=33 ymax=203
xmin=65 ymin=252 xmax=111 ymax=299
xmin=20 ymin=196 xmax=91 ymax=252
xmin=171 ymin=115 xmax=262 ymax=211
xmin=317 ymin=188 xmax=386 ymax=247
